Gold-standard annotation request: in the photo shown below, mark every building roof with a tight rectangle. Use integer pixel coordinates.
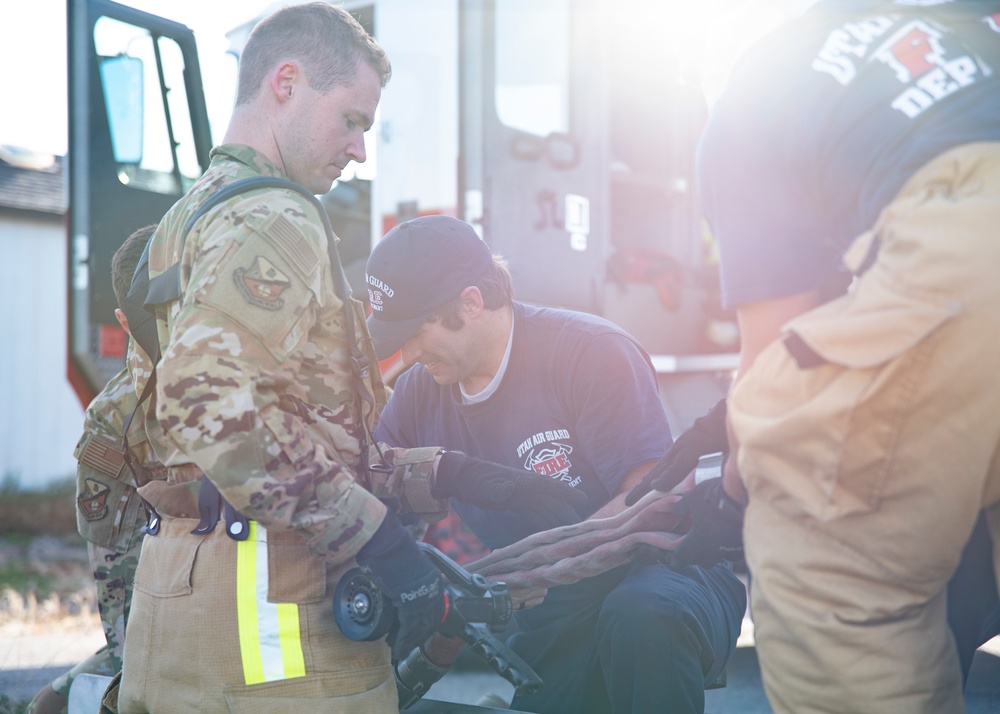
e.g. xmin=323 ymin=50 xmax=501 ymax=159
xmin=0 ymin=146 xmax=66 ymax=216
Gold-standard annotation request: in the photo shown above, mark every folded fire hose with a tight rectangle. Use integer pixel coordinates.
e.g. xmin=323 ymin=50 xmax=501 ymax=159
xmin=333 ymin=491 xmax=687 ymax=708
xmin=468 ymin=490 xmax=685 ymax=606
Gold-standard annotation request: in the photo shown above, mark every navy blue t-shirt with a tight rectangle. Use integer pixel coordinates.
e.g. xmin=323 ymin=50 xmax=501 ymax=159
xmin=374 ymin=302 xmax=672 ymax=550
xmin=699 ymin=1 xmax=1000 ymax=307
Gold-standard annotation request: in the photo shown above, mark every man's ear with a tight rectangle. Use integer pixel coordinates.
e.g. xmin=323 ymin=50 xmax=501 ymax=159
xmin=115 ymin=308 xmax=131 ymax=336
xmin=270 ymin=62 xmax=300 ymax=103
xmin=459 ymin=286 xmax=485 ymax=319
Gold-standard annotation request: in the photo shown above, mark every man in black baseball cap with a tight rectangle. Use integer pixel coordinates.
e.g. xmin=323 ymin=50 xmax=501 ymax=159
xmin=366 ymin=215 xmax=493 ymax=360
xmin=367 ymin=216 xmax=746 ymax=714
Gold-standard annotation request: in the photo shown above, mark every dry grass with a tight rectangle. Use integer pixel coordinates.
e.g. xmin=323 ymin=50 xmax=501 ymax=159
xmin=0 ymin=477 xmax=95 ymax=623
xmin=0 ymin=476 xmax=77 ymax=538
xmin=0 ymin=479 xmax=96 ymax=713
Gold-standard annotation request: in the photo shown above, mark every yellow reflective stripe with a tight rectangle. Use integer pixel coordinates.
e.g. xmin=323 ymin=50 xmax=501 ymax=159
xmin=236 ymin=521 xmax=306 ymax=685
xmin=236 ymin=521 xmax=265 ymax=684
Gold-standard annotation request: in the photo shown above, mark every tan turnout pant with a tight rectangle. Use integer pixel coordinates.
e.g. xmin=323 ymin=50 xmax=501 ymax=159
xmin=730 ymin=142 xmax=1000 ymax=714
xmin=116 ymin=518 xmax=397 ymax=713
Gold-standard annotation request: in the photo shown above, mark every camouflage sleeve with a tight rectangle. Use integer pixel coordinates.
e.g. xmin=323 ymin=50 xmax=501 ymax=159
xmin=75 ymin=370 xmax=150 ymax=552
xmin=154 ymin=193 xmax=385 ymax=563
xmin=127 ymin=334 xmax=155 ymax=407
xmin=367 ymin=443 xmax=450 ymax=522
xmin=77 ymin=369 xmax=134 ymax=447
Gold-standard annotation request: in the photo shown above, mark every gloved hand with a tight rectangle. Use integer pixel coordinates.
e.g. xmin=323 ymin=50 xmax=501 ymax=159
xmin=670 ymin=476 xmax=745 ymax=568
xmin=625 ymin=398 xmax=728 ymax=506
xmin=434 ymin=451 xmax=588 ymax=527
xmin=355 ymin=509 xmax=446 ymax=659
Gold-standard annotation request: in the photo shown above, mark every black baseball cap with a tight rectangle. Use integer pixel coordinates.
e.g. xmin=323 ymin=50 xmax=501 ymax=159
xmin=365 ymin=215 xmax=492 ymax=360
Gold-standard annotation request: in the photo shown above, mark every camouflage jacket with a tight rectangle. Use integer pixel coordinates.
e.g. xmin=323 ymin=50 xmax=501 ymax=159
xmin=139 ymin=144 xmax=446 ymax=565
xmin=74 ymin=362 xmax=158 ymax=553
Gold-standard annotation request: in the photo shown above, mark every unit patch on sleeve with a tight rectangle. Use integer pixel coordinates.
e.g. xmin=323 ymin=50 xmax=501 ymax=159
xmin=234 ymin=256 xmax=292 ymax=309
xmin=78 ymin=478 xmax=111 ymax=521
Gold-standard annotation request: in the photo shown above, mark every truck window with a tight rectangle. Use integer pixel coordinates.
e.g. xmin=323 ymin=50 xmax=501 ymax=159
xmin=94 ymin=16 xmax=201 ymax=195
xmin=68 ymin=0 xmax=211 ymax=404
xmin=494 ymin=0 xmax=570 ymax=137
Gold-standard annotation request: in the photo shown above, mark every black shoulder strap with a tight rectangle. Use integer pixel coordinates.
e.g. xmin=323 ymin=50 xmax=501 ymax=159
xmin=121 ymin=237 xmax=161 ymax=367
xmin=120 ymin=175 xmax=380 ymax=480
xmin=176 ymin=176 xmax=354 ymax=305
xmin=160 ymin=176 xmax=365 ymax=387
xmin=124 ymin=176 xmax=358 ymax=360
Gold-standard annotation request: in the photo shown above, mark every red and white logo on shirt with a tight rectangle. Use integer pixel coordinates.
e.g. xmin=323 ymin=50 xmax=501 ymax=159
xmin=812 ymin=15 xmax=985 ymax=119
xmin=516 ymin=428 xmax=580 ymax=485
xmin=875 ymin=20 xmax=980 ymax=118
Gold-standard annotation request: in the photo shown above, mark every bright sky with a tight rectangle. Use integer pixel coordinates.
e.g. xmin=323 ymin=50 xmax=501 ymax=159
xmin=1 ymin=0 xmax=290 ymax=157
xmin=2 ymin=0 xmax=793 ymax=159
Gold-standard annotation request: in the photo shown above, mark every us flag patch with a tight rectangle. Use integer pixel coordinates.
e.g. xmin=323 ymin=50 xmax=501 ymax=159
xmin=78 ymin=433 xmax=125 ymax=477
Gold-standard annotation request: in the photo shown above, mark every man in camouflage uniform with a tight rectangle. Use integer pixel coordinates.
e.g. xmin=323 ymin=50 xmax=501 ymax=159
xmin=27 ymin=226 xmax=160 ymax=714
xmin=111 ymin=5 xmax=582 ymax=713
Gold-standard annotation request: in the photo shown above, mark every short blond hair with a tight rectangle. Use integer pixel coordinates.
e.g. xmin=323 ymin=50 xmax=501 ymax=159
xmin=235 ymin=2 xmax=391 ymax=105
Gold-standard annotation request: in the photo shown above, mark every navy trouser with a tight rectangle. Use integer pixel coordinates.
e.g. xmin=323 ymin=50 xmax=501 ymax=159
xmin=507 ymin=559 xmax=747 ymax=714
xmin=948 ymin=510 xmax=1000 ymax=685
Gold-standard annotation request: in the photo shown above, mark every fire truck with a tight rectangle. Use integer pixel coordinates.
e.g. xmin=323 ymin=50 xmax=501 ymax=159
xmin=61 ymin=2 xmax=1000 ymax=710
xmin=67 ymin=0 xmax=738 ymax=430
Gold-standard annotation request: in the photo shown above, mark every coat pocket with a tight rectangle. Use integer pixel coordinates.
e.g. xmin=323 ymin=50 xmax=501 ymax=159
xmin=132 ymin=532 xmax=202 ymax=598
xmin=783 ymin=276 xmax=958 ymax=371
xmin=735 ymin=277 xmax=959 ymax=520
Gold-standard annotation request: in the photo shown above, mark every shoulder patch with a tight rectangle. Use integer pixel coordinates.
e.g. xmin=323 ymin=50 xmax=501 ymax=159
xmin=78 ymin=432 xmax=126 ymax=478
xmin=78 ymin=478 xmax=111 ymax=521
xmin=234 ymin=255 xmax=292 ymax=310
xmin=263 ymin=212 xmax=321 ymax=278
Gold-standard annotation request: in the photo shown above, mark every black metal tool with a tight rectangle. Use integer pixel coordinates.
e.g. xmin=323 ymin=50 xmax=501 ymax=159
xmin=334 ymin=542 xmax=543 ymax=708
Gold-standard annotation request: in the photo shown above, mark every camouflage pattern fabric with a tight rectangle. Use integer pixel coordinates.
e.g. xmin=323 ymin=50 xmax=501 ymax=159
xmin=35 ymin=362 xmax=161 ymax=712
xmin=367 ymin=443 xmax=450 ymax=521
xmin=27 ymin=646 xmax=116 ymax=713
xmin=73 ymin=364 xmax=160 ymax=668
xmin=74 ymin=368 xmax=154 ymax=551
xmin=139 ymin=144 xmax=393 ymax=563
xmin=89 ymin=540 xmax=141 ymax=671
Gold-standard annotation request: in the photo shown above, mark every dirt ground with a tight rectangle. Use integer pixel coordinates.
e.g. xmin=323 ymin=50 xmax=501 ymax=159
xmin=0 ymin=535 xmax=104 ymax=672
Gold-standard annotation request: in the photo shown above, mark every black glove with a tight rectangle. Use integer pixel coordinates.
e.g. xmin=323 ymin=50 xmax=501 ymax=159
xmin=625 ymin=399 xmax=728 ymax=506
xmin=670 ymin=476 xmax=745 ymax=568
xmin=355 ymin=510 xmax=446 ymax=660
xmin=434 ymin=451 xmax=588 ymax=527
